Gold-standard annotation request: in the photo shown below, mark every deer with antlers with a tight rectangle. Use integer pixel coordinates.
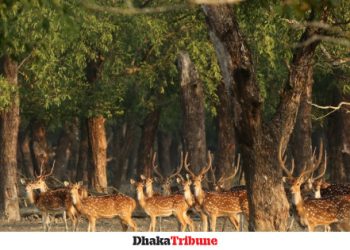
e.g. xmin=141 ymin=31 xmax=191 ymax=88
xmin=20 ymin=163 xmax=85 ymax=231
xmin=69 ymin=182 xmax=137 ymax=232
xmin=130 ymin=175 xmax=194 ymax=232
xmin=139 ymin=152 xmax=185 ymax=231
xmin=279 ymin=140 xmax=350 ymax=231
xmin=184 ymin=152 xmax=248 ymax=232
xmin=305 ymin=154 xmax=350 ymax=199
xmin=209 ymin=154 xmax=248 ymax=231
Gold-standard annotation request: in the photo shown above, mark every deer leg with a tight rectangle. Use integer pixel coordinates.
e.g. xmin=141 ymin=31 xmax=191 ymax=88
xmin=119 ymin=218 xmax=128 ymax=232
xmin=228 ymin=215 xmax=239 ymax=231
xmin=68 ymin=206 xmax=78 ymax=232
xmin=87 ymin=217 xmax=92 ymax=232
xmin=42 ymin=212 xmax=48 ymax=231
xmin=149 ymin=216 xmax=156 ymax=232
xmin=183 ymin=212 xmax=194 ymax=232
xmin=63 ymin=211 xmax=68 ymax=232
xmin=175 ymin=212 xmax=187 ymax=232
xmin=124 ymin=216 xmax=137 ymax=232
xmin=307 ymin=224 xmax=314 ymax=232
xmin=200 ymin=212 xmax=208 ymax=232
xmin=158 ymin=217 xmax=162 ymax=231
xmin=210 ymin=215 xmax=217 ymax=232
xmin=90 ymin=218 xmax=97 ymax=232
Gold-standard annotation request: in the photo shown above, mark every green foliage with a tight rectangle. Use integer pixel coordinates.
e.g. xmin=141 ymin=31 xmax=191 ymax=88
xmin=0 ymin=76 xmax=17 ymax=111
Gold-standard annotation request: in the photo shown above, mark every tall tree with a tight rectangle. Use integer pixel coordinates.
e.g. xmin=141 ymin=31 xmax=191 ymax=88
xmin=202 ymin=5 xmax=327 ymax=231
xmin=0 ymin=55 xmax=20 ymax=221
xmin=214 ymin=81 xmax=236 ymax=189
xmin=136 ymin=108 xmax=161 ymax=177
xmin=328 ymin=87 xmax=350 ymax=183
xmin=178 ymin=51 xmax=207 ymax=174
xmin=86 ymin=57 xmax=108 ymax=192
xmin=291 ymin=68 xmax=314 ymax=174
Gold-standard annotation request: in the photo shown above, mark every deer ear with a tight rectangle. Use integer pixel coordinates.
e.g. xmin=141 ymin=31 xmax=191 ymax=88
xmin=176 ymin=177 xmax=181 ymax=184
xmin=282 ymin=176 xmax=287 ymax=183
xmin=153 ymin=177 xmax=159 ymax=182
xmin=140 ymin=175 xmax=146 ymax=180
xmin=20 ymin=178 xmax=26 ymax=185
xmin=63 ymin=181 xmax=70 ymax=187
xmin=130 ymin=179 xmax=136 ymax=185
xmin=186 ymin=174 xmax=190 ymax=180
xmin=77 ymin=181 xmax=84 ymax=186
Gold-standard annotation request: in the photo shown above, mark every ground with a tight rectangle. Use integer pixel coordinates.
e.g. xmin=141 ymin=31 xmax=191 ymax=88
xmin=0 ymin=208 xmax=317 ymax=232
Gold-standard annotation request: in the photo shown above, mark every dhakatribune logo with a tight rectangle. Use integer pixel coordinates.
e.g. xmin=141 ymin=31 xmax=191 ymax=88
xmin=132 ymin=236 xmax=218 ymax=246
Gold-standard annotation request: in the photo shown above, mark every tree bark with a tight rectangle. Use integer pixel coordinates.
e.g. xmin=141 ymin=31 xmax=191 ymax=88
xmin=30 ymin=120 xmax=50 ymax=174
xmin=87 ymin=116 xmax=108 ymax=192
xmin=54 ymin=123 xmax=72 ymax=180
xmin=20 ymin=127 xmax=35 ymax=178
xmin=136 ymin=109 xmax=160 ymax=178
xmin=0 ymin=55 xmax=21 ymax=221
xmin=291 ymin=74 xmax=313 ymax=175
xmin=177 ymin=51 xmax=207 ymax=174
xmin=202 ymin=5 xmax=327 ymax=231
xmin=85 ymin=56 xmax=108 ymax=192
xmin=328 ymin=87 xmax=350 ymax=183
xmin=76 ymin=119 xmax=89 ymax=183
xmin=215 ymin=81 xmax=236 ymax=189
xmin=111 ymin=121 xmax=135 ymax=188
xmin=157 ymin=131 xmax=173 ymax=175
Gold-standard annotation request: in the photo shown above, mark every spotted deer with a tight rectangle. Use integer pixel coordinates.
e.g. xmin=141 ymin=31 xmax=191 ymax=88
xmin=20 ymin=164 xmax=84 ymax=231
xmin=307 ymin=155 xmax=350 ymax=199
xmin=210 ymin=154 xmax=248 ymax=231
xmin=185 ymin=152 xmax=248 ymax=232
xmin=279 ymin=141 xmax=350 ymax=231
xmin=130 ymin=178 xmax=194 ymax=232
xmin=141 ymin=152 xmax=185 ymax=230
xmin=70 ymin=182 xmax=137 ymax=232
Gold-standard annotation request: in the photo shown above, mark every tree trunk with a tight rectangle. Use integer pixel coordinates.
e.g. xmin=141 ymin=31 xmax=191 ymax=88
xmin=291 ymin=65 xmax=314 ymax=175
xmin=20 ymin=127 xmax=34 ymax=178
xmin=54 ymin=123 xmax=72 ymax=180
xmin=202 ymin=5 xmax=327 ymax=231
xmin=328 ymin=87 xmax=350 ymax=183
xmin=111 ymin=121 xmax=135 ymax=188
xmin=67 ymin=119 xmax=80 ymax=181
xmin=177 ymin=51 xmax=207 ymax=174
xmin=76 ymin=119 xmax=89 ymax=183
xmin=0 ymin=55 xmax=20 ymax=221
xmin=157 ymin=131 xmax=173 ymax=175
xmin=136 ymin=109 xmax=160 ymax=178
xmin=87 ymin=116 xmax=108 ymax=192
xmin=30 ymin=120 xmax=50 ymax=175
xmin=215 ymin=80 xmax=236 ymax=189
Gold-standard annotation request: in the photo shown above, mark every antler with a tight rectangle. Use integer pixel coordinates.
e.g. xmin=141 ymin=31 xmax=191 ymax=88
xmin=300 ymin=140 xmax=324 ymax=180
xmin=39 ymin=160 xmax=55 ymax=179
xmin=183 ymin=152 xmax=196 ymax=178
xmin=312 ymin=150 xmax=327 ymax=181
xmin=217 ymin=154 xmax=241 ymax=186
xmin=152 ymin=152 xmax=164 ymax=181
xmin=168 ymin=151 xmax=184 ymax=179
xmin=198 ymin=151 xmax=212 ymax=176
xmin=278 ymin=140 xmax=294 ymax=178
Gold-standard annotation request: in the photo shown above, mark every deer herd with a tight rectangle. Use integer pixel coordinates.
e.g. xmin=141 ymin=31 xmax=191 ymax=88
xmin=19 ymin=141 xmax=350 ymax=232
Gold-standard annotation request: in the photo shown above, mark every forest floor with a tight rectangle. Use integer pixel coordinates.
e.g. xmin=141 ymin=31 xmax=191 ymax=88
xmin=0 ymin=208 xmax=321 ymax=232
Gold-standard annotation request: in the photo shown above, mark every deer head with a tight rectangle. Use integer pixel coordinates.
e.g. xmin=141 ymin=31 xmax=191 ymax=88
xmin=212 ymin=154 xmax=241 ymax=191
xmin=278 ymin=140 xmax=324 ymax=202
xmin=153 ymin=152 xmax=186 ymax=195
xmin=184 ymin=151 xmax=212 ymax=199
